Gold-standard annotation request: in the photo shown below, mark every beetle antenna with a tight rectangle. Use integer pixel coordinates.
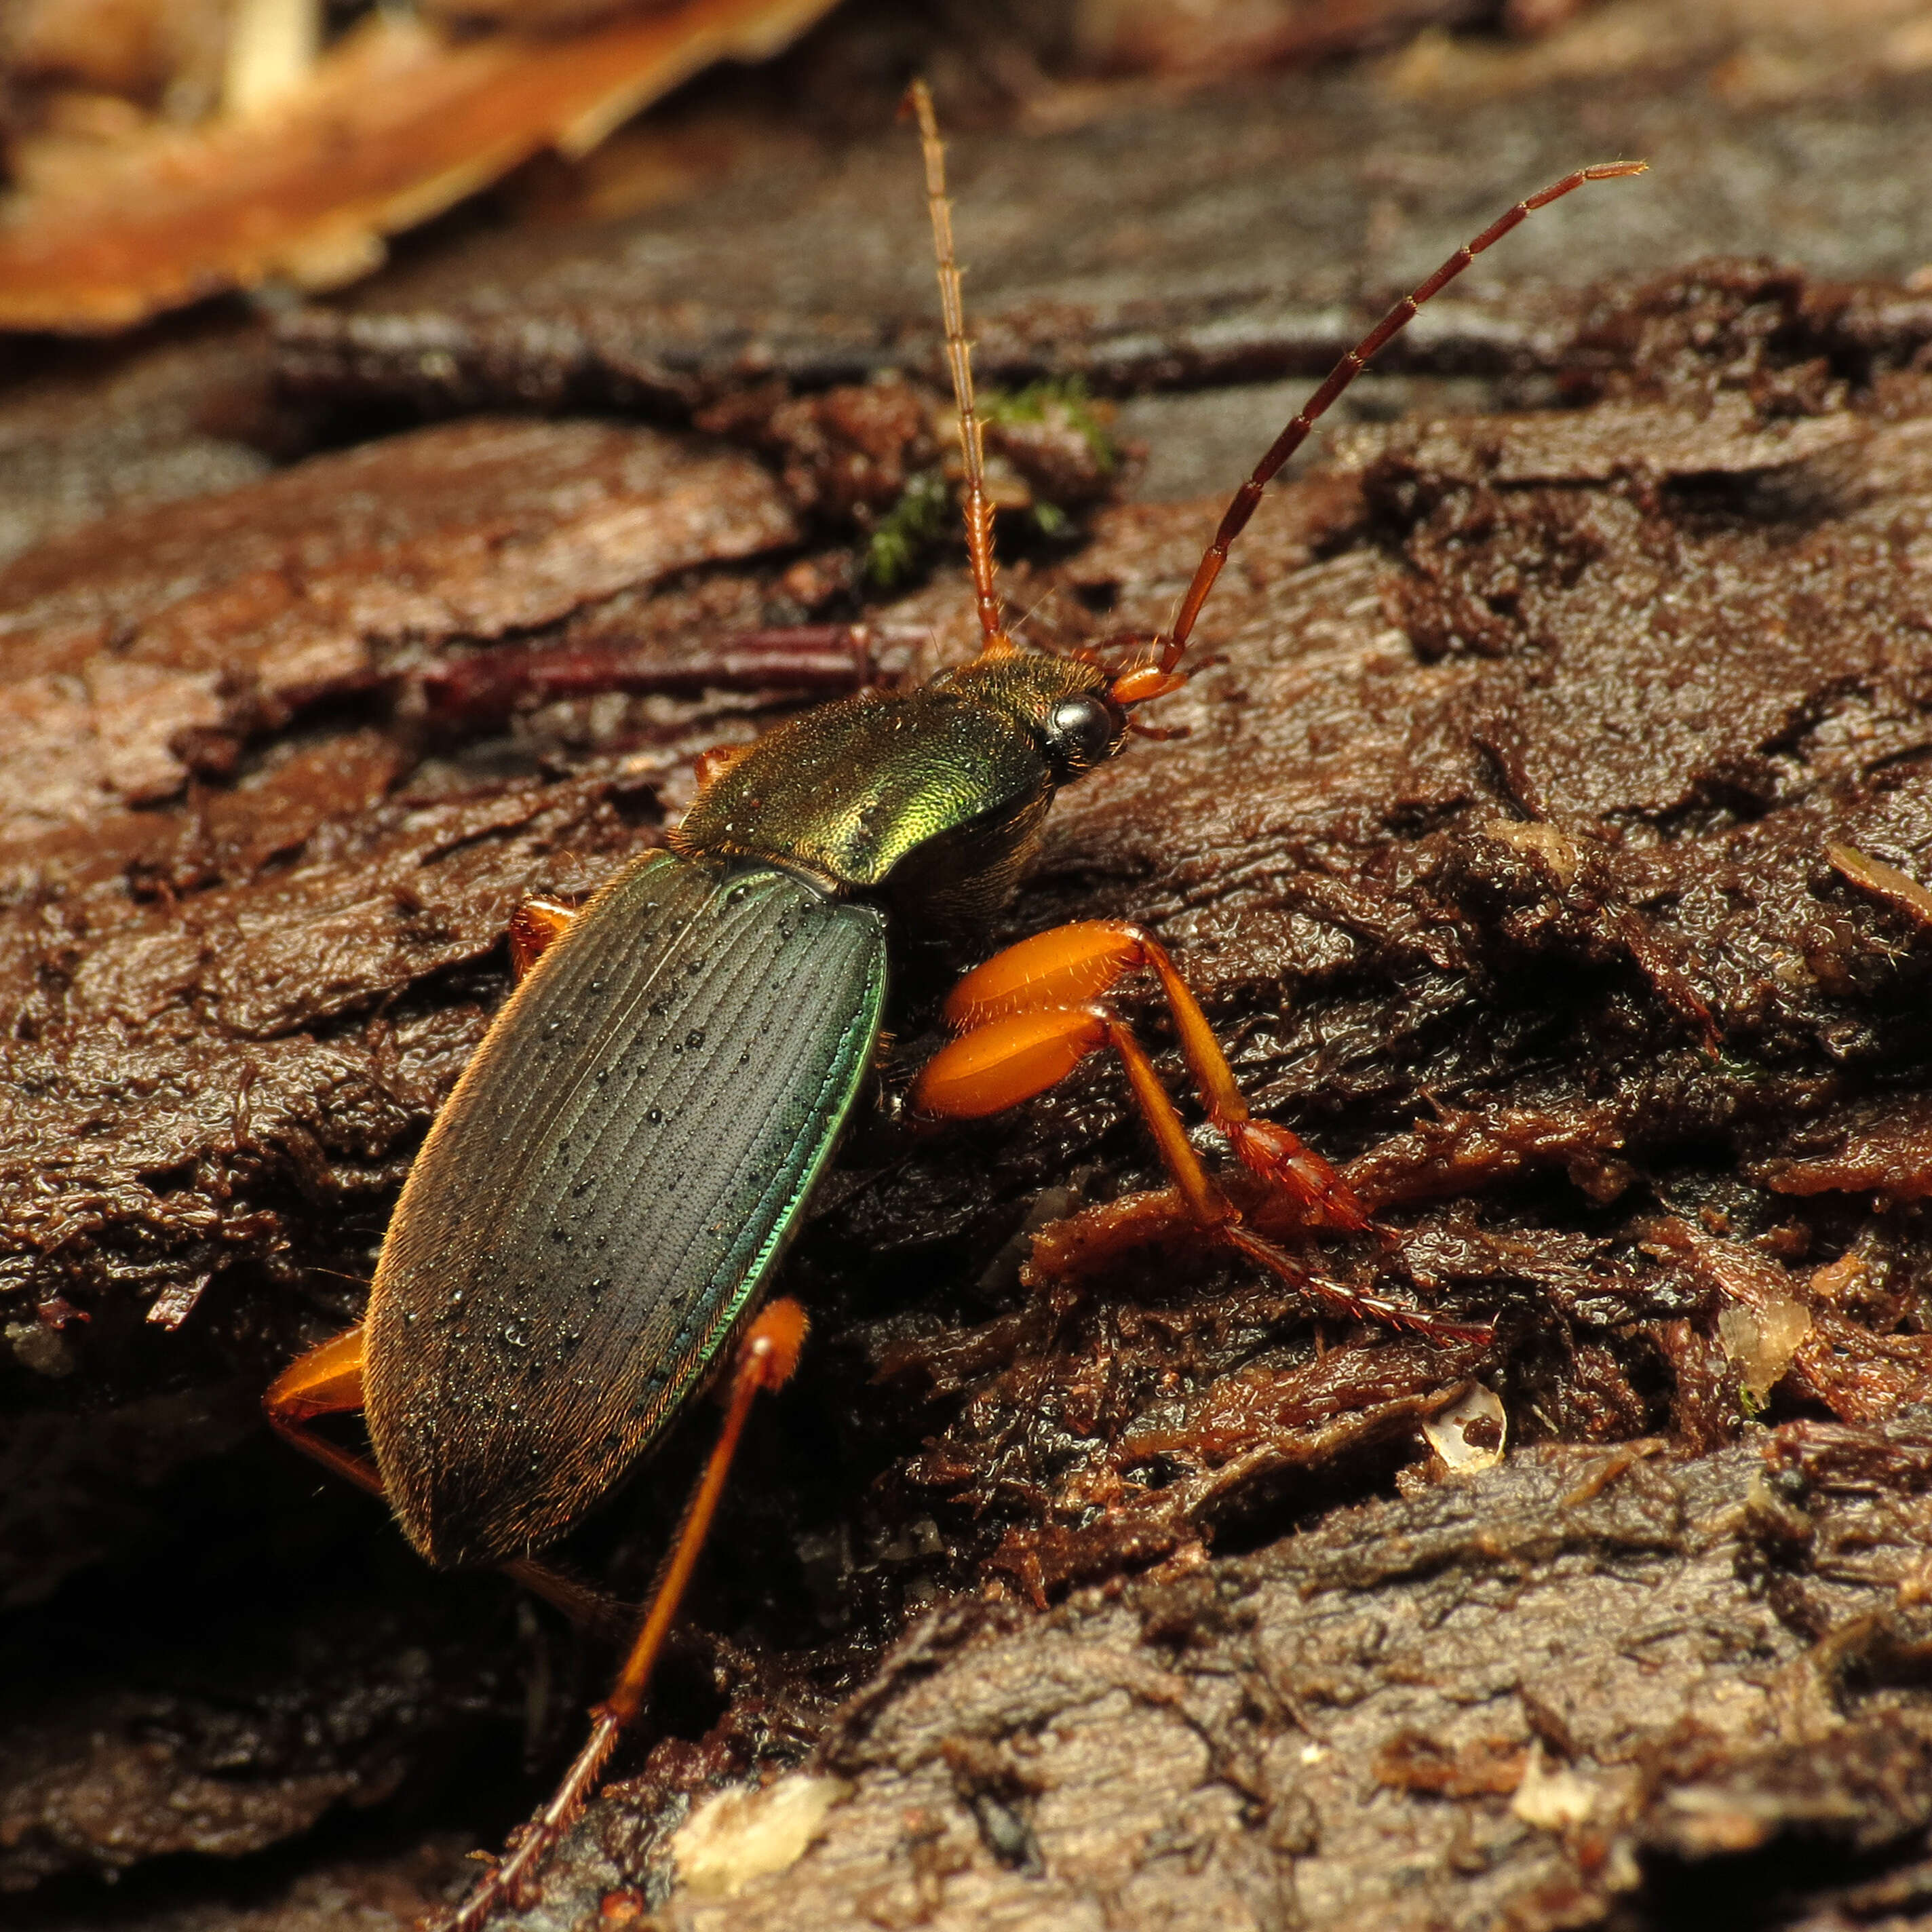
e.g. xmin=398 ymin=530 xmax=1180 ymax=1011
xmin=906 ymin=79 xmax=1012 ymax=658
xmin=1106 ymin=158 xmax=1648 ymax=710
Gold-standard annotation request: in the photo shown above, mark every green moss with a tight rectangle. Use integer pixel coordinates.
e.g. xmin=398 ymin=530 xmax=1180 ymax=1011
xmin=982 ymin=375 xmax=1117 ymax=475
xmin=866 ymin=469 xmax=949 ymax=586
xmin=864 ymin=380 xmax=1116 ymax=584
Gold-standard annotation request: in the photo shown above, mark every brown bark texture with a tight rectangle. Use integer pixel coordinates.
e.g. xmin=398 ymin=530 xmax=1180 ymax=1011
xmin=5 ymin=11 xmax=1932 ymax=1932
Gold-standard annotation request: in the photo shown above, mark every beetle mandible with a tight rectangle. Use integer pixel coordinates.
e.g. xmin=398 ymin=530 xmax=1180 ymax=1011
xmin=263 ymin=83 xmax=1642 ymax=1929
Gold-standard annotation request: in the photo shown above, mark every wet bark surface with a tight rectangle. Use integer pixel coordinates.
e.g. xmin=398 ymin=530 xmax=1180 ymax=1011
xmin=555 ymin=1418 xmax=1932 ymax=1932
xmin=5 ymin=26 xmax=1932 ymax=1932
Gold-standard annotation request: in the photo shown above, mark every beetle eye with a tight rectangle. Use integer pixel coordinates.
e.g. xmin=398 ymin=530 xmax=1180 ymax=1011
xmin=1046 ymin=695 xmax=1119 ymax=773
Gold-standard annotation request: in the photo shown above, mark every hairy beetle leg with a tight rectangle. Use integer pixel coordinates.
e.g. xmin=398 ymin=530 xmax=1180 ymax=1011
xmin=925 ymin=919 xmax=1368 ymax=1231
xmin=433 ymin=1300 xmax=809 ymax=1932
xmin=263 ymin=1326 xmax=624 ymax=1632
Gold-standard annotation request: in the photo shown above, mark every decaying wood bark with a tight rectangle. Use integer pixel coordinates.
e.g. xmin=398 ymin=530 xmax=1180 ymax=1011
xmin=3 ymin=22 xmax=1932 ymax=1932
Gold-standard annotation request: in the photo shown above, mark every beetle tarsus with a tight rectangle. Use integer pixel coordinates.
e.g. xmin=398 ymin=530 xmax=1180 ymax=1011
xmin=1226 ymin=1119 xmax=1370 ymax=1233
xmin=1222 ymin=1222 xmax=1494 ymax=1346
xmin=429 ymin=1712 xmax=623 ymax=1932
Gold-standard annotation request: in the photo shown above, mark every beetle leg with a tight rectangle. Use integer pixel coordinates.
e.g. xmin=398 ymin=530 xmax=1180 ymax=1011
xmin=938 ymin=920 xmax=1368 ymax=1231
xmin=1030 ymin=1192 xmax=1494 ymax=1340
xmin=263 ymin=1326 xmax=627 ymax=1631
xmin=1218 ymin=1220 xmax=1495 ymax=1342
xmin=916 ymin=1007 xmax=1485 ymax=1340
xmin=915 ymin=1004 xmax=1235 ymax=1229
xmin=433 ymin=1299 xmax=809 ymax=1932
xmin=263 ymin=1324 xmax=386 ymax=1497
xmin=508 ymin=899 xmax=576 ymax=982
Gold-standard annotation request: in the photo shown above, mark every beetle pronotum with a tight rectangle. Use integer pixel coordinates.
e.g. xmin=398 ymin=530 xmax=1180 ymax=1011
xmin=263 ymin=84 xmax=1642 ymax=1929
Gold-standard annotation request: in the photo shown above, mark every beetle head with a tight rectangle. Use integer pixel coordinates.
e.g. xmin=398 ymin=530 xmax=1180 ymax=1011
xmin=936 ymin=649 xmax=1128 ymax=788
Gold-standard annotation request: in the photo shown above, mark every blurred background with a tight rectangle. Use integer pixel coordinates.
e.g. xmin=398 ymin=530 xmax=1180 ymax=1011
xmin=1 ymin=0 xmax=1930 ymax=570
xmin=6 ymin=0 xmax=1932 ymax=549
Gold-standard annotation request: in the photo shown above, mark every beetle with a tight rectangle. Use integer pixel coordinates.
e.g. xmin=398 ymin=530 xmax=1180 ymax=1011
xmin=262 ymin=83 xmax=1642 ymax=1930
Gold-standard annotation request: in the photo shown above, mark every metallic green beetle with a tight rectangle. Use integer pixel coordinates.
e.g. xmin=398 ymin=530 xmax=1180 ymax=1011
xmin=364 ymin=647 xmax=1116 ymax=1568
